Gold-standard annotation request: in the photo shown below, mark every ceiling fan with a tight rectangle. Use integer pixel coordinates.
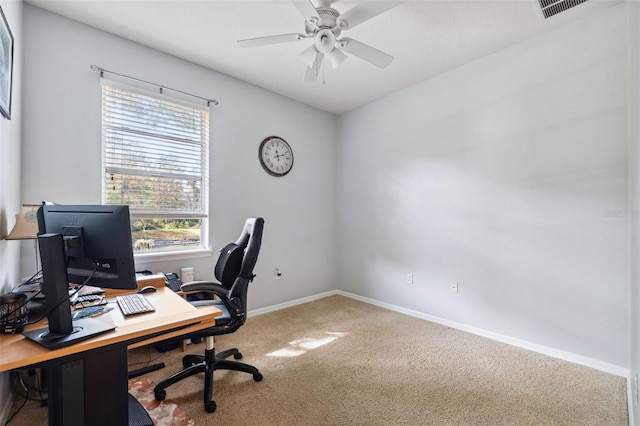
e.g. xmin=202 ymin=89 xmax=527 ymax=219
xmin=237 ymin=0 xmax=401 ymax=84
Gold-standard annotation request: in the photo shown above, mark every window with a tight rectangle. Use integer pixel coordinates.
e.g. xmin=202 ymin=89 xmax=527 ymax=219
xmin=101 ymin=81 xmax=210 ymax=254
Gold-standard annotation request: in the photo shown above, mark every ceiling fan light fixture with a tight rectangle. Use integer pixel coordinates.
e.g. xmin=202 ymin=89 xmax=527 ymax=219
xmin=328 ymin=48 xmax=347 ymax=69
xmin=302 ymin=51 xmax=324 ymax=84
xmin=314 ymin=28 xmax=336 ymax=54
xmin=300 ymin=44 xmax=318 ymax=67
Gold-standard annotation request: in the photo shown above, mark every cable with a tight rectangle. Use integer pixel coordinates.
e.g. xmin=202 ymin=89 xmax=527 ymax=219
xmin=11 ymin=270 xmax=42 ymax=290
xmin=24 ymin=266 xmax=98 ymax=326
xmin=1 ymin=270 xmax=45 ymax=323
xmin=4 ymin=370 xmax=47 ymax=425
xmin=127 ymin=345 xmax=168 ymax=369
xmin=4 ymin=386 xmax=27 ymax=425
xmin=10 ymin=370 xmax=46 ymax=402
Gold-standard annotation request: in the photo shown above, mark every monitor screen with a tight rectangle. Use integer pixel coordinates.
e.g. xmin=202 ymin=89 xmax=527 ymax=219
xmin=37 ymin=204 xmax=137 ymax=290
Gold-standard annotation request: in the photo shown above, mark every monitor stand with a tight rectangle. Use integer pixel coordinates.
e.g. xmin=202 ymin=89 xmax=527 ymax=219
xmin=22 ymin=317 xmax=115 ymax=350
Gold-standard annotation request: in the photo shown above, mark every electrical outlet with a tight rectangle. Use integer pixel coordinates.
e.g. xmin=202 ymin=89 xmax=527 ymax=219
xmin=450 ymin=281 xmax=458 ymax=293
xmin=274 ymin=267 xmax=282 ymax=280
xmin=406 ymin=273 xmax=413 ymax=284
xmin=181 ymin=266 xmax=194 ymax=283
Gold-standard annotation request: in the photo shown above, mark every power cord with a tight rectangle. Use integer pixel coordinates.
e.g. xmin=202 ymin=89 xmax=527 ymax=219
xmin=0 ymin=270 xmax=44 ymax=324
xmin=127 ymin=344 xmax=168 ymax=370
xmin=4 ymin=370 xmax=47 ymax=425
xmin=24 ymin=266 xmax=97 ymax=326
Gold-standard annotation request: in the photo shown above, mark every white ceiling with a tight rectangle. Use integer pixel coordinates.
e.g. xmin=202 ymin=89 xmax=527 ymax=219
xmin=25 ymin=0 xmax=615 ymax=115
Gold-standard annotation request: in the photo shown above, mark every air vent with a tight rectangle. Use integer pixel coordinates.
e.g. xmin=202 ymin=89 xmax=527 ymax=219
xmin=538 ymin=0 xmax=589 ymax=18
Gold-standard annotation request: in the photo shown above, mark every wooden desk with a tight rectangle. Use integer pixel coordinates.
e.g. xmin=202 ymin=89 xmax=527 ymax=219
xmin=0 ymin=287 xmax=221 ymax=425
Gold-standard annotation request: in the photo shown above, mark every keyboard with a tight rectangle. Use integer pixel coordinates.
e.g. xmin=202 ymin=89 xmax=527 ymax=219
xmin=116 ymin=294 xmax=155 ymax=316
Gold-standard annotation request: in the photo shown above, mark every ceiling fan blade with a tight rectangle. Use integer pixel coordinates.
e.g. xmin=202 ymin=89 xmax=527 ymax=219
xmin=340 ymin=38 xmax=393 ymax=69
xmin=336 ymin=1 xmax=400 ymax=30
xmin=303 ymin=51 xmax=323 ymax=84
xmin=237 ymin=33 xmax=303 ymax=48
xmin=292 ymin=0 xmax=319 ymax=20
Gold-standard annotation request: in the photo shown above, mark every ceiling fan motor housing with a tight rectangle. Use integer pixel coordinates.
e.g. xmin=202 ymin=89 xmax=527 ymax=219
xmin=307 ymin=6 xmax=343 ymax=54
xmin=306 ymin=7 xmax=342 ymax=35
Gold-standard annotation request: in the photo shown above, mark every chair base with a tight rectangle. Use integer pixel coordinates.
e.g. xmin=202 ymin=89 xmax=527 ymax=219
xmin=153 ymin=346 xmax=263 ymax=413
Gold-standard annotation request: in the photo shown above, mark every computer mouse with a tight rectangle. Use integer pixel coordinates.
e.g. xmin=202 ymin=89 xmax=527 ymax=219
xmin=138 ymin=285 xmax=157 ymax=294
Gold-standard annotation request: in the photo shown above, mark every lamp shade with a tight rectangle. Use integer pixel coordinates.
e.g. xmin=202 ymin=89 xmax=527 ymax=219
xmin=5 ymin=204 xmax=40 ymax=240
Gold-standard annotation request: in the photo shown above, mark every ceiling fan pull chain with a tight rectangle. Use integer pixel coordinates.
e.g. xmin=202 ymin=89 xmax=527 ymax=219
xmin=322 ymin=57 xmax=326 ymax=85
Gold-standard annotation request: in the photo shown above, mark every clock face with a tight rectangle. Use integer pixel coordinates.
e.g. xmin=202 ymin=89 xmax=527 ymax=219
xmin=259 ymin=136 xmax=294 ymax=177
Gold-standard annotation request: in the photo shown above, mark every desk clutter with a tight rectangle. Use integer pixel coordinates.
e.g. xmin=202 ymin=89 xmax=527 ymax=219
xmin=0 ymin=292 xmax=29 ymax=333
xmin=0 ymin=270 xmax=184 ymax=345
xmin=137 ymin=270 xmax=184 ymax=292
xmin=2 ymin=217 xmax=262 ymax=425
xmin=71 ymin=305 xmax=112 ymax=320
xmin=0 ymin=270 xmax=175 ymax=335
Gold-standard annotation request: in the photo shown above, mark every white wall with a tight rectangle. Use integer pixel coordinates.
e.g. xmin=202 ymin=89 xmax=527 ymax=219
xmin=0 ymin=0 xmax=23 ymax=423
xmin=17 ymin=2 xmax=634 ymax=421
xmin=627 ymin=0 xmax=640 ymax=422
xmin=337 ymin=4 xmax=628 ymax=369
xmin=22 ymin=5 xmax=338 ymax=310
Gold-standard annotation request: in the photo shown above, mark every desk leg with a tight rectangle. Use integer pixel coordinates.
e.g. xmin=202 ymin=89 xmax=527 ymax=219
xmin=46 ymin=345 xmax=129 ymax=426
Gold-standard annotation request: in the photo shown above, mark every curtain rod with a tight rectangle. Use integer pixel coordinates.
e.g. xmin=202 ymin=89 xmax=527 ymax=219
xmin=90 ymin=65 xmax=219 ymax=107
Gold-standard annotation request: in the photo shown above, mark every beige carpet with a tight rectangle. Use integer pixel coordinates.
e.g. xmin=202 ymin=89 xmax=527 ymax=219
xmin=7 ymin=295 xmax=628 ymax=425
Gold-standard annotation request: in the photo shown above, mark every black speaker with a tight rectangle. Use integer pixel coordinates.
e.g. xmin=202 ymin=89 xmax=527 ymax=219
xmin=0 ymin=292 xmax=29 ymax=333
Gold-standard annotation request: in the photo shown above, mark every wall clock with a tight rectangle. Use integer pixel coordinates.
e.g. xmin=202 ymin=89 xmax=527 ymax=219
xmin=259 ymin=136 xmax=294 ymax=177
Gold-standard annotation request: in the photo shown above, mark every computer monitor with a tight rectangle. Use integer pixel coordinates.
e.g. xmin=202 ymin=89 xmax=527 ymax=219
xmin=22 ymin=233 xmax=116 ymax=349
xmin=37 ymin=204 xmax=137 ymax=290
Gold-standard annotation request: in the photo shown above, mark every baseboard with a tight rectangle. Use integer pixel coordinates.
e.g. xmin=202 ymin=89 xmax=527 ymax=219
xmin=249 ymin=290 xmax=628 ymax=378
xmin=336 ymin=290 xmax=628 ymax=378
xmin=629 ymin=377 xmax=637 ymax=426
xmin=248 ymin=290 xmax=340 ymax=318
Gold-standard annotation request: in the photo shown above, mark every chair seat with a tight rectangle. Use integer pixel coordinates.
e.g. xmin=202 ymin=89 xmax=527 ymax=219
xmin=191 ymin=299 xmax=232 ymax=325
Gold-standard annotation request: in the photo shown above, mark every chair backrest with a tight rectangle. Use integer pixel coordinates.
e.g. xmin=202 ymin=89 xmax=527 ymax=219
xmin=235 ymin=217 xmax=263 ymax=281
xmin=214 ymin=243 xmax=244 ymax=289
xmin=220 ymin=217 xmax=264 ymax=319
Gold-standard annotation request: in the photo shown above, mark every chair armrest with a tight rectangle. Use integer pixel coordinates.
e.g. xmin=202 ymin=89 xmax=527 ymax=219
xmin=181 ymin=281 xmax=244 ymax=319
xmin=180 ymin=281 xmax=229 ymax=299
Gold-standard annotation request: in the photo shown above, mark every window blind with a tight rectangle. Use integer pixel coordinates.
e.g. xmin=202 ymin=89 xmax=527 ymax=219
xmin=101 ymin=83 xmax=210 ymax=218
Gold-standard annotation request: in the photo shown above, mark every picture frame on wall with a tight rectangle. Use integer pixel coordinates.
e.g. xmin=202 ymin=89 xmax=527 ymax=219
xmin=0 ymin=5 xmax=13 ymax=120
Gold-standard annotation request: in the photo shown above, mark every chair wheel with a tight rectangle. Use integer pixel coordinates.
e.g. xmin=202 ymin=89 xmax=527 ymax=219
xmin=154 ymin=389 xmax=166 ymax=401
xmin=205 ymin=401 xmax=217 ymax=413
xmin=234 ymin=352 xmax=243 ymax=360
xmin=253 ymin=372 xmax=263 ymax=382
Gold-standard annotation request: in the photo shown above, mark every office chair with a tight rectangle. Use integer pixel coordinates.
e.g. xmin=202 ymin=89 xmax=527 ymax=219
xmin=153 ymin=217 xmax=264 ymax=413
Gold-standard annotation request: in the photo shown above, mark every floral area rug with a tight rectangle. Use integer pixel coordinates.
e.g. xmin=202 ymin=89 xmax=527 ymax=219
xmin=128 ymin=376 xmax=195 ymax=426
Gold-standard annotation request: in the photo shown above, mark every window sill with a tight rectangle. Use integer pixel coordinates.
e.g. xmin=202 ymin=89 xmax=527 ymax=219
xmin=134 ymin=248 xmax=214 ymax=264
